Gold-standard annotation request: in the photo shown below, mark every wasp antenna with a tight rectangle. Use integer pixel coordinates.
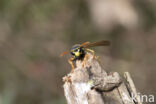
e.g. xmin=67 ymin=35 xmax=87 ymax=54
xmin=60 ymin=54 xmax=64 ymax=57
xmin=60 ymin=51 xmax=70 ymax=57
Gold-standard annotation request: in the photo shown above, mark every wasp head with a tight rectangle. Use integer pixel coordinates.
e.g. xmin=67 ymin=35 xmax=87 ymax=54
xmin=70 ymin=44 xmax=85 ymax=60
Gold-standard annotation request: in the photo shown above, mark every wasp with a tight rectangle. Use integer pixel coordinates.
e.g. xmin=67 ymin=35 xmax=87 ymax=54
xmin=61 ymin=40 xmax=110 ymax=71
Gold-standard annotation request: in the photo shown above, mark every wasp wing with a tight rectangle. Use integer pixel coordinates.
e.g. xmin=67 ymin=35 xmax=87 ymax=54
xmin=80 ymin=41 xmax=90 ymax=47
xmin=82 ymin=40 xmax=110 ymax=48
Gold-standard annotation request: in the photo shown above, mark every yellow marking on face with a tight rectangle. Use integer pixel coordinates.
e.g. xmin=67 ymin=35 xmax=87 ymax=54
xmin=74 ymin=51 xmax=80 ymax=56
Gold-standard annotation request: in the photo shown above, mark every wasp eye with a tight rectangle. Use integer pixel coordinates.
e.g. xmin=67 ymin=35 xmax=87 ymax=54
xmin=71 ymin=52 xmax=74 ymax=55
xmin=74 ymin=49 xmax=78 ymax=52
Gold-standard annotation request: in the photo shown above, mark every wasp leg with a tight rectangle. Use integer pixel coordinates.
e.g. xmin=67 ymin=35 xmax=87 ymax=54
xmin=68 ymin=58 xmax=75 ymax=72
xmin=86 ymin=48 xmax=95 ymax=59
xmin=96 ymin=56 xmax=101 ymax=64
xmin=82 ymin=54 xmax=88 ymax=67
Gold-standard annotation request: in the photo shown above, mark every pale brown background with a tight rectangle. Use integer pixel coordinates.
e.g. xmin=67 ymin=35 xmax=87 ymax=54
xmin=0 ymin=0 xmax=155 ymax=104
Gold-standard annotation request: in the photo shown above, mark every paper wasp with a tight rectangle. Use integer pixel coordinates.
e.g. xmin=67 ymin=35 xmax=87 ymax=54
xmin=61 ymin=40 xmax=110 ymax=71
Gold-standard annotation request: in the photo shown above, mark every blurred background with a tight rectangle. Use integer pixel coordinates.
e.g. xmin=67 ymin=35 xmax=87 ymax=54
xmin=0 ymin=0 xmax=156 ymax=104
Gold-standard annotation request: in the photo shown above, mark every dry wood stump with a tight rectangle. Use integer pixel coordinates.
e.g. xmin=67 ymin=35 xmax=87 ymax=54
xmin=63 ymin=53 xmax=141 ymax=104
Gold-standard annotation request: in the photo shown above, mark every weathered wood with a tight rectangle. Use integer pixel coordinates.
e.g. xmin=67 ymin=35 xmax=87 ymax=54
xmin=63 ymin=53 xmax=138 ymax=104
xmin=124 ymin=72 xmax=142 ymax=104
